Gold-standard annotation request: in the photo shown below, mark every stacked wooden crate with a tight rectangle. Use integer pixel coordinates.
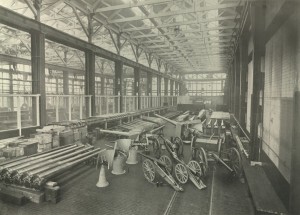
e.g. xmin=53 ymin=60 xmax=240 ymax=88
xmin=31 ymin=133 xmax=53 ymax=152
xmin=33 ymin=125 xmax=65 ymax=152
xmin=0 ymin=138 xmax=38 ymax=160
xmin=59 ymin=129 xmax=74 ymax=146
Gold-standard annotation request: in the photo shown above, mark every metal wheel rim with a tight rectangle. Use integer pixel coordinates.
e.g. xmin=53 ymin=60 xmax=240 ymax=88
xmin=159 ymin=155 xmax=173 ymax=173
xmin=188 ymin=160 xmax=202 ymax=176
xmin=229 ymin=147 xmax=242 ymax=175
xmin=175 ymin=163 xmax=188 ymax=184
xmin=199 ymin=147 xmax=208 ymax=176
xmin=142 ymin=159 xmax=156 ymax=182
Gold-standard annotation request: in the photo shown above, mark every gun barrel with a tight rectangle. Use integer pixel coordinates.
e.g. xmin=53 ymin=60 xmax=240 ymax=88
xmin=100 ymin=129 xmax=130 ymax=136
xmin=154 ymin=114 xmax=177 ymax=126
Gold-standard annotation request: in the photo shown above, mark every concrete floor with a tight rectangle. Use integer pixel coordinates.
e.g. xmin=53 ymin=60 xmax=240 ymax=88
xmin=0 ymin=139 xmax=255 ymax=215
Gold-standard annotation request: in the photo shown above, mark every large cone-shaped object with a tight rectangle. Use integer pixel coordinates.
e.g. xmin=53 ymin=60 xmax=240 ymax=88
xmin=126 ymin=147 xmax=138 ymax=165
xmin=96 ymin=165 xmax=109 ymax=188
xmin=117 ymin=139 xmax=132 ymax=153
xmin=105 ymin=149 xmax=115 ymax=169
xmin=111 ymin=154 xmax=126 ymax=175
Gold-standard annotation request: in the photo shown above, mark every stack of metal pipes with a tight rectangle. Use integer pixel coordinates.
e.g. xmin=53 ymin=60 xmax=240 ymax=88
xmin=0 ymin=144 xmax=103 ymax=190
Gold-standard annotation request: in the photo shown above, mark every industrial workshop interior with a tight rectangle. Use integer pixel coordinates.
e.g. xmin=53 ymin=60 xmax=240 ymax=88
xmin=0 ymin=0 xmax=299 ymax=214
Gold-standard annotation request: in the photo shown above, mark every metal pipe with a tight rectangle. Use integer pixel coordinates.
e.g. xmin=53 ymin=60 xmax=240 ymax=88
xmin=31 ymin=149 xmax=105 ymax=190
xmin=100 ymin=129 xmax=130 ymax=136
xmin=0 ymin=144 xmax=73 ymax=168
xmin=140 ymin=116 xmax=165 ymax=125
xmin=100 ymin=129 xmax=140 ymax=138
xmin=231 ymin=114 xmax=250 ymax=141
xmin=154 ymin=113 xmax=177 ymax=125
xmin=150 ymin=125 xmax=165 ymax=134
xmin=0 ymin=145 xmax=83 ymax=181
xmin=232 ymin=134 xmax=249 ymax=159
xmin=11 ymin=146 xmax=94 ymax=185
xmin=0 ymin=144 xmax=76 ymax=172
xmin=23 ymin=148 xmax=101 ymax=188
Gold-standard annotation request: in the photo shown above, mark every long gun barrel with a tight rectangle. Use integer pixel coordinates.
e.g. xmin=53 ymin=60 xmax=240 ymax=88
xmin=31 ymin=148 xmax=105 ymax=190
xmin=154 ymin=114 xmax=177 ymax=126
xmin=0 ymin=144 xmax=72 ymax=167
xmin=0 ymin=145 xmax=83 ymax=181
xmin=24 ymin=148 xmax=101 ymax=188
xmin=0 ymin=144 xmax=76 ymax=172
xmin=10 ymin=146 xmax=94 ymax=185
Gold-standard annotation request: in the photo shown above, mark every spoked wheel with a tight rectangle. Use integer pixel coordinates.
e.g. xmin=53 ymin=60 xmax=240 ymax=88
xmin=150 ymin=137 xmax=161 ymax=159
xmin=187 ymin=160 xmax=202 ymax=176
xmin=142 ymin=159 xmax=156 ymax=183
xmin=199 ymin=147 xmax=208 ymax=177
xmin=228 ymin=147 xmax=242 ymax=176
xmin=159 ymin=155 xmax=173 ymax=174
xmin=175 ymin=163 xmax=189 ymax=184
xmin=173 ymin=137 xmax=184 ymax=159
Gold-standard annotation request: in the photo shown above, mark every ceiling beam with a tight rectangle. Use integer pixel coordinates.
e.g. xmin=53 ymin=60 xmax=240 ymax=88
xmin=108 ymin=3 xmax=239 ymax=24
xmin=131 ymin=25 xmax=237 ymax=39
xmin=0 ymin=6 xmax=181 ymax=82
xmin=121 ymin=15 xmax=239 ymax=32
xmin=95 ymin=0 xmax=171 ymax=13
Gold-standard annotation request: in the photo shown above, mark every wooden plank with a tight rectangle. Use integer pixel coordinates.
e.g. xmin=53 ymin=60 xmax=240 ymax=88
xmin=0 ymin=183 xmax=45 ymax=204
xmin=243 ymin=165 xmax=288 ymax=215
xmin=232 ymin=131 xmax=288 ymax=215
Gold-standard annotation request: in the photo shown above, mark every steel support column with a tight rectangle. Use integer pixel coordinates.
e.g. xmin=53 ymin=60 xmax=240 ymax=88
xmin=233 ymin=57 xmax=237 ymax=115
xmin=63 ymin=71 xmax=69 ymax=118
xmin=63 ymin=71 xmax=69 ymax=95
xmin=179 ymin=83 xmax=183 ymax=96
xmin=229 ymin=64 xmax=234 ymax=112
xmin=157 ymin=76 xmax=162 ymax=106
xmin=164 ymin=78 xmax=168 ymax=96
xmin=175 ymin=82 xmax=178 ymax=96
xmin=9 ymin=66 xmax=14 ymax=110
xmin=234 ymin=48 xmax=241 ymax=120
xmin=290 ymin=91 xmax=300 ymax=214
xmin=101 ymin=77 xmax=105 ymax=95
xmin=164 ymin=78 xmax=168 ymax=106
xmin=147 ymin=72 xmax=152 ymax=96
xmin=85 ymin=50 xmax=95 ymax=117
xmin=134 ymin=67 xmax=141 ymax=109
xmin=31 ymin=30 xmax=46 ymax=126
xmin=147 ymin=72 xmax=152 ymax=108
xmin=239 ymin=34 xmax=248 ymax=128
xmin=250 ymin=2 xmax=265 ymax=161
xmin=170 ymin=80 xmax=174 ymax=96
xmin=115 ymin=60 xmax=123 ymax=112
